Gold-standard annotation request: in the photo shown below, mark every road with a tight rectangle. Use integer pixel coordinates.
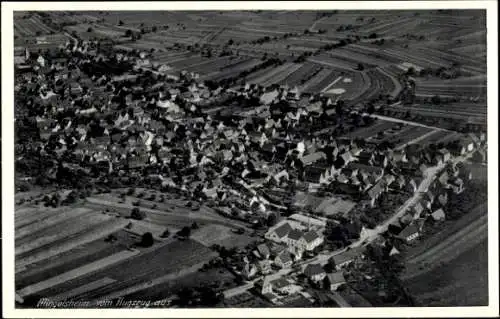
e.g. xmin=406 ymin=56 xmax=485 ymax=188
xmin=370 ymin=114 xmax=451 ymax=131
xmin=394 ymin=129 xmax=440 ymax=150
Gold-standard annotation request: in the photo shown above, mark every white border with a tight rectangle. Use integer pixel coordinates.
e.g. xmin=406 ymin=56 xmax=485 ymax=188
xmin=2 ymin=1 xmax=498 ymax=318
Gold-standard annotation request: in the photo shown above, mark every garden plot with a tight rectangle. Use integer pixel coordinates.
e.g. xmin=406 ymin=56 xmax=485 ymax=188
xmin=15 ymin=206 xmax=76 ymax=229
xmin=279 ymin=63 xmax=322 ymax=87
xmin=191 ymin=224 xmax=233 ymax=246
xmin=16 ymin=207 xmax=94 ymax=239
xmin=15 ymin=218 xmax=130 ymax=271
xmin=344 ymin=120 xmax=397 ymax=139
xmin=64 ymin=240 xmax=216 ymax=301
xmin=16 ymin=211 xmax=111 ymax=253
xmin=50 ymin=277 xmax=117 ymax=302
xmin=16 ymin=231 xmax=133 ymax=289
xmin=202 ymin=58 xmax=262 ymax=82
xmin=247 ymin=63 xmax=294 ymax=85
xmin=17 ymin=249 xmax=140 ymax=299
xmin=259 ymin=63 xmax=303 ymax=87
xmin=304 ymin=69 xmax=339 ymax=93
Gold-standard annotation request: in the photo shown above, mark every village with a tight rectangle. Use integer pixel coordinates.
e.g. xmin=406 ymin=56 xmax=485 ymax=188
xmin=14 ymin=17 xmax=488 ymax=308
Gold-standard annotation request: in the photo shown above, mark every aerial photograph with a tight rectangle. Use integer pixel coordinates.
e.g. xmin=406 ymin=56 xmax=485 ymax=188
xmin=12 ymin=9 xmax=488 ymax=309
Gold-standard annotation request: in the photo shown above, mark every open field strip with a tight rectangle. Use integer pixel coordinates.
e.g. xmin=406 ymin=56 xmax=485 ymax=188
xmin=16 ymin=212 xmax=111 ymax=253
xmin=383 ymin=48 xmax=450 ymax=68
xmin=17 ymin=249 xmax=140 ymax=298
xmin=50 ymin=277 xmax=117 ymax=301
xmin=15 ymin=219 xmax=129 ymax=271
xmin=309 ymin=57 xmax=356 ymax=72
xmin=73 ymin=240 xmax=215 ymax=300
xmin=16 ymin=207 xmax=94 ymax=239
xmin=99 ymin=260 xmax=210 ymax=301
xmin=124 ymin=220 xmax=173 ymax=240
xmin=395 ymin=129 xmax=440 ymax=150
xmin=15 ymin=206 xmax=75 ymax=228
xmin=180 ymin=56 xmax=233 ymax=72
xmin=203 ymin=59 xmax=262 ymax=81
xmin=300 ymin=68 xmax=333 ymax=92
xmin=260 ymin=63 xmax=303 ymax=87
xmin=247 ymin=63 xmax=293 ymax=85
xmin=377 ymin=67 xmax=403 ymax=97
xmin=16 ymin=241 xmax=126 ymax=288
xmin=321 ymin=76 xmax=343 ymax=93
xmin=85 ymin=196 xmax=250 ymax=230
xmin=403 ymin=215 xmax=487 ymax=281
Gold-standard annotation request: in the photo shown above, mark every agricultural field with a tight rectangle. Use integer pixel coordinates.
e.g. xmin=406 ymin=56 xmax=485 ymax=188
xmin=14 ymin=14 xmax=55 ymax=37
xmin=20 ymin=239 xmax=216 ymax=304
xmin=401 ymin=203 xmax=488 ymax=306
xmin=191 ymin=224 xmax=256 ymax=248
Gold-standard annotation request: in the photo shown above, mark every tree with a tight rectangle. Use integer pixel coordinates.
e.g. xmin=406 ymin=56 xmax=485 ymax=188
xmin=87 ymin=27 xmax=93 ymax=33
xmin=177 ymin=226 xmax=191 ymax=238
xmin=152 ymin=26 xmax=157 ymax=32
xmin=140 ymin=232 xmax=154 ymax=247
xmin=357 ymin=63 xmax=365 ymax=71
xmin=191 ymin=222 xmax=199 ymax=229
xmin=431 ymin=95 xmax=442 ymax=105
xmin=131 ymin=207 xmax=146 ymax=220
xmin=161 ymin=228 xmax=170 ymax=238
xmin=118 ymin=20 xmax=124 ymax=26
xmin=125 ymin=29 xmax=133 ymax=37
xmin=267 ymin=213 xmax=277 ymax=226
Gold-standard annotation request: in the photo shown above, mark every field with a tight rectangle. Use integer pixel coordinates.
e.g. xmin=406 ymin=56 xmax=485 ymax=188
xmin=14 ymin=14 xmax=55 ymax=37
xmin=191 ymin=224 xmax=256 ymax=248
xmin=19 ymin=238 xmax=216 ymax=304
xmin=15 ymin=188 xmax=250 ymax=305
xmin=404 ymin=239 xmax=488 ymax=306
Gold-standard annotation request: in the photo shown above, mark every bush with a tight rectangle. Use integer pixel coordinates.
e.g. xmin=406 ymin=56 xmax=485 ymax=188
xmin=161 ymin=228 xmax=170 ymax=238
xmin=140 ymin=232 xmax=154 ymax=247
xmin=177 ymin=226 xmax=191 ymax=238
xmin=131 ymin=207 xmax=146 ymax=220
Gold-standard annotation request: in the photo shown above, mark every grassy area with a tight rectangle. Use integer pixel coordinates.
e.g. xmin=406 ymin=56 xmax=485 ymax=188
xmin=404 ymin=239 xmax=488 ymax=306
xmin=124 ymin=267 xmax=236 ymax=301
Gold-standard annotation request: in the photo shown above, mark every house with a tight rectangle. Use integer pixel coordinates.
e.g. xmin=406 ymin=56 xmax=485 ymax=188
xmin=331 ymin=247 xmax=365 ymax=270
xmin=266 ymin=222 xmax=293 ymax=242
xmin=304 ymin=263 xmax=326 ymax=282
xmin=324 ymin=272 xmax=346 ymax=291
xmin=431 ymin=208 xmax=446 ymax=221
xmin=397 ymin=223 xmax=420 ymax=243
xmin=460 ymin=137 xmax=475 ymax=153
xmin=389 ymin=246 xmax=401 ymax=256
xmin=437 ymin=192 xmax=448 ymax=206
xmin=258 ymin=275 xmax=274 ymax=295
xmin=271 ymin=278 xmax=295 ymax=295
xmin=286 ymin=229 xmax=304 ymax=247
xmin=412 ymin=202 xmax=425 ymax=219
xmin=300 ymin=151 xmax=327 ymax=166
xmin=258 ymin=259 xmax=272 ymax=275
xmin=298 ymin=230 xmax=324 ymax=251
xmin=449 ymin=177 xmax=464 ymax=194
xmin=274 ymin=252 xmax=293 ymax=269
xmin=241 ymin=261 xmax=258 ymax=279
xmin=257 ymin=243 xmax=271 ymax=259
xmin=437 ymin=148 xmax=451 ymax=163
xmin=366 ymin=179 xmax=387 ymax=207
